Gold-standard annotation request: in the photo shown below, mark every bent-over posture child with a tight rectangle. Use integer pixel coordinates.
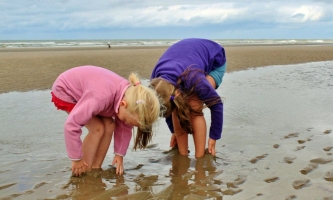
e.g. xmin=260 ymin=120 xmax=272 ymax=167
xmin=51 ymin=65 xmax=160 ymax=176
xmin=150 ymin=38 xmax=226 ymax=158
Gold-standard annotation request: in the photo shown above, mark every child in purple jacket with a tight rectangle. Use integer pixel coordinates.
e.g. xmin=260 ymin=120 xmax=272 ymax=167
xmin=150 ymin=38 xmax=226 ymax=158
xmin=51 ymin=65 xmax=160 ymax=176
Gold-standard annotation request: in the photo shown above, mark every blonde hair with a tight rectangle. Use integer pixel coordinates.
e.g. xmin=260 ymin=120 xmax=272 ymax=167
xmin=124 ymin=73 xmax=160 ymax=150
xmin=149 ymin=78 xmax=175 ymax=118
xmin=150 ymin=78 xmax=193 ymax=133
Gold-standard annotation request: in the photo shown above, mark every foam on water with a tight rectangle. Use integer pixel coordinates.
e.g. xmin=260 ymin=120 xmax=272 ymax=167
xmin=1 ymin=39 xmax=333 ymax=48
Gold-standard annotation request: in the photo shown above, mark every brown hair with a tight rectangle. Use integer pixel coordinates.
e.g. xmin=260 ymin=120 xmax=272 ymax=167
xmin=124 ymin=73 xmax=160 ymax=150
xmin=150 ymin=67 xmax=221 ymax=134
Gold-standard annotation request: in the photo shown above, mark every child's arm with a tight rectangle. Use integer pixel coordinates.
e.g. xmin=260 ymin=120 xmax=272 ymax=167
xmin=170 ymin=133 xmax=177 ymax=147
xmin=113 ymin=118 xmax=133 ymax=156
xmin=112 ymin=118 xmax=133 ymax=175
xmin=165 ymin=115 xmax=178 ymax=147
xmin=112 ymin=155 xmax=124 ymax=175
xmin=172 ymin=110 xmax=189 ymax=155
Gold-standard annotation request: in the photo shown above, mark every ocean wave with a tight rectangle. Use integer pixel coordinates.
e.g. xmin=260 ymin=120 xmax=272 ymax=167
xmin=1 ymin=39 xmax=333 ymax=48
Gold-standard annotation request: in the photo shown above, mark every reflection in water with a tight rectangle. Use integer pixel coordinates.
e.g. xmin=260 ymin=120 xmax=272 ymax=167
xmin=167 ymin=148 xmax=223 ymax=199
xmin=169 ymin=151 xmax=191 ymax=198
xmin=61 ymin=168 xmax=129 ymax=199
xmin=56 ymin=150 xmax=224 ymax=200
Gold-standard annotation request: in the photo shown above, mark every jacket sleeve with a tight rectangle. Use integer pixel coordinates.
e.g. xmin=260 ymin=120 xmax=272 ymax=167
xmin=113 ymin=118 xmax=133 ymax=156
xmin=165 ymin=115 xmax=174 ymax=133
xmin=64 ymin=90 xmax=106 ymax=160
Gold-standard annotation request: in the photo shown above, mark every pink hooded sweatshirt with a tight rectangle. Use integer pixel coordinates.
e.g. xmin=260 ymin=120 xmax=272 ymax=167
xmin=52 ymin=65 xmax=132 ymax=160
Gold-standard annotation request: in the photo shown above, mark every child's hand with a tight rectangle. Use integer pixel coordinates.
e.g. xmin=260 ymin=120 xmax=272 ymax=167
xmin=112 ymin=155 xmax=124 ymax=175
xmin=207 ymin=138 xmax=216 ymax=156
xmin=170 ymin=133 xmax=177 ymax=147
xmin=71 ymin=159 xmax=87 ymax=177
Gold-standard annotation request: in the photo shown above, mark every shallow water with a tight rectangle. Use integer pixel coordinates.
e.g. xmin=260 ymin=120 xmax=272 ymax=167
xmin=1 ymin=61 xmax=333 ymax=199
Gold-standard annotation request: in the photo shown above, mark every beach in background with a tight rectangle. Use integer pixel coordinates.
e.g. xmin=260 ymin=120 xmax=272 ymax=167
xmin=0 ymin=43 xmax=333 ymax=199
xmin=1 ymin=41 xmax=333 ymax=94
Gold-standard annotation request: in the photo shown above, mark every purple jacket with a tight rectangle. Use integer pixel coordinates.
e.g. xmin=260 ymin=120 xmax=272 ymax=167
xmin=52 ymin=66 xmax=132 ymax=160
xmin=151 ymin=38 xmax=226 ymax=140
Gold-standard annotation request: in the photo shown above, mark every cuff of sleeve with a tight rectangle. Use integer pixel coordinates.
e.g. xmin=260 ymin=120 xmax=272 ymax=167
xmin=69 ymin=158 xmax=82 ymax=161
xmin=114 ymin=153 xmax=125 ymax=157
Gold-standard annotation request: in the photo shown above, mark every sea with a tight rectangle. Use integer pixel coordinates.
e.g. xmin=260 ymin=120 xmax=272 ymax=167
xmin=1 ymin=39 xmax=333 ymax=48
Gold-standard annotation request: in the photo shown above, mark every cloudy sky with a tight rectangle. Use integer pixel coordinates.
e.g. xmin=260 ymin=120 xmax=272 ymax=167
xmin=1 ymin=0 xmax=332 ymax=40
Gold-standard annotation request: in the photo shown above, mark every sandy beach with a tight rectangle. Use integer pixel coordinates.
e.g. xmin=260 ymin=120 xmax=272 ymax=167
xmin=1 ymin=45 xmax=333 ymax=94
xmin=0 ymin=45 xmax=333 ymax=200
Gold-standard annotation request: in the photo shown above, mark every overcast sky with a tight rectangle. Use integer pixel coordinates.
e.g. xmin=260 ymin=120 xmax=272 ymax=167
xmin=1 ymin=0 xmax=332 ymax=40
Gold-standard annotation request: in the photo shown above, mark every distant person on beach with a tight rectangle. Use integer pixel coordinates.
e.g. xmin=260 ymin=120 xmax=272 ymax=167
xmin=51 ymin=65 xmax=160 ymax=176
xmin=150 ymin=38 xmax=226 ymax=158
xmin=108 ymin=44 xmax=111 ymax=49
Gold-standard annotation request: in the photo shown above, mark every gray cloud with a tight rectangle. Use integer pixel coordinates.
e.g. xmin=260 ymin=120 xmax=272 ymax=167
xmin=0 ymin=0 xmax=332 ymax=39
xmin=313 ymin=0 xmax=333 ymax=4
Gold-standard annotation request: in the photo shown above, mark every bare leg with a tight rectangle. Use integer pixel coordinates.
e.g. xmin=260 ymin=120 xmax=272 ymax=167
xmin=173 ymin=75 xmax=217 ymax=157
xmin=189 ymin=96 xmax=206 ymax=158
xmin=191 ymin=116 xmax=206 ymax=158
xmin=91 ymin=117 xmax=115 ymax=168
xmin=190 ymin=75 xmax=216 ymax=158
xmin=82 ymin=116 xmax=105 ymax=171
xmin=172 ymin=110 xmax=188 ymax=155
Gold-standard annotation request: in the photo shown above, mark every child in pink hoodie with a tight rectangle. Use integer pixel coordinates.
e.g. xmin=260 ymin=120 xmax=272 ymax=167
xmin=51 ymin=65 xmax=160 ymax=176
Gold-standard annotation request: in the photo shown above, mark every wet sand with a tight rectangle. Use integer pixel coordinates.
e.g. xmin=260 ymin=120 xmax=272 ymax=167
xmin=0 ymin=45 xmax=333 ymax=200
xmin=1 ymin=45 xmax=333 ymax=94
